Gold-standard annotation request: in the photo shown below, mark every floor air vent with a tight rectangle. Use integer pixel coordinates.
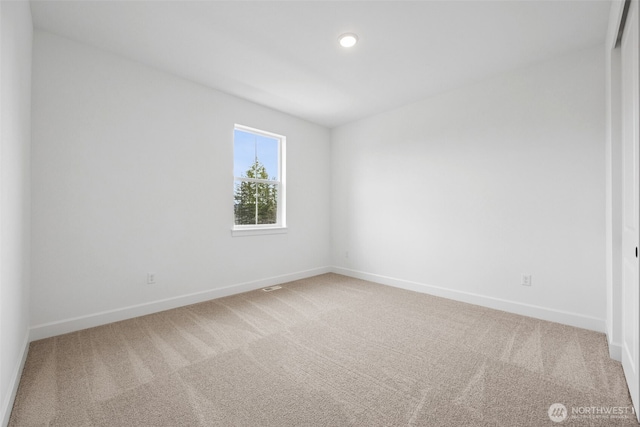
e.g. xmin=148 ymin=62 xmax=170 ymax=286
xmin=262 ymin=286 xmax=282 ymax=292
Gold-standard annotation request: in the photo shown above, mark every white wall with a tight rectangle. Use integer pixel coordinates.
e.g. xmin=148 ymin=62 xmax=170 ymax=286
xmin=0 ymin=1 xmax=32 ymax=425
xmin=30 ymin=31 xmax=331 ymax=337
xmin=332 ymin=46 xmax=606 ymax=331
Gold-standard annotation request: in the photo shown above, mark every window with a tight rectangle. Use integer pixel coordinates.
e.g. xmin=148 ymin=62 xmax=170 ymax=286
xmin=233 ymin=125 xmax=286 ymax=234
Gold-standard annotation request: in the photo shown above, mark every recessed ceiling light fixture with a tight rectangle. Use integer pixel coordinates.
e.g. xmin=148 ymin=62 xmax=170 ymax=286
xmin=338 ymin=33 xmax=358 ymax=48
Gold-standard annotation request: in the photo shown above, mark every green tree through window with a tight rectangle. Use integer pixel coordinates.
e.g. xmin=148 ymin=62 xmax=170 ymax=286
xmin=234 ymin=160 xmax=278 ymax=225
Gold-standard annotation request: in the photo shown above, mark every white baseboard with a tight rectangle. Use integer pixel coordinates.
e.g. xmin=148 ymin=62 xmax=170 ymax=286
xmin=1 ymin=332 xmax=29 ymax=427
xmin=27 ymin=264 xmax=608 ymax=343
xmin=30 ymin=266 xmax=331 ymax=341
xmin=608 ymin=340 xmax=622 ymax=362
xmin=332 ymin=266 xmax=606 ymax=333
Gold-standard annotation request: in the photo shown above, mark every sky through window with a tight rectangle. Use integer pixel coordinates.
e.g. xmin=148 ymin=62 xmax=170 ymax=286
xmin=233 ymin=129 xmax=279 ymax=180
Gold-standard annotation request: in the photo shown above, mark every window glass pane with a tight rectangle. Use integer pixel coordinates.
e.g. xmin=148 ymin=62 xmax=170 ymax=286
xmin=256 ymin=182 xmax=278 ymax=224
xmin=233 ymin=129 xmax=255 ymax=178
xmin=234 ymin=180 xmax=257 ymax=225
xmin=256 ymin=135 xmax=279 ymax=180
xmin=233 ymin=125 xmax=283 ymax=228
xmin=234 ymin=130 xmax=279 ymax=180
xmin=234 ymin=180 xmax=278 ymax=225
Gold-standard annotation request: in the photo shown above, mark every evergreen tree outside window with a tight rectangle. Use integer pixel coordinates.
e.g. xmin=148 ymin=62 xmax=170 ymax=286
xmin=233 ymin=125 xmax=285 ymax=229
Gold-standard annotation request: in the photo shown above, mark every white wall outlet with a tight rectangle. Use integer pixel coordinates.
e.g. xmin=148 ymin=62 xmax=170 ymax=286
xmin=147 ymin=273 xmax=156 ymax=284
xmin=521 ymin=274 xmax=532 ymax=286
xmin=345 ymin=251 xmax=349 ymax=259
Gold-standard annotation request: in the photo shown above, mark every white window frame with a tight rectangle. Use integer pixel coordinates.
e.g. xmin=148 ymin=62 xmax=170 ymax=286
xmin=232 ymin=124 xmax=286 ymax=237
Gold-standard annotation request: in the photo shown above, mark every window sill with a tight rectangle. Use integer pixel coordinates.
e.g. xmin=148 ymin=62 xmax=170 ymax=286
xmin=231 ymin=227 xmax=288 ymax=237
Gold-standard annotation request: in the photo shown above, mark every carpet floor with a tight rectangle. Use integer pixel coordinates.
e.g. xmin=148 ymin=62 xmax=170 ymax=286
xmin=9 ymin=273 xmax=639 ymax=426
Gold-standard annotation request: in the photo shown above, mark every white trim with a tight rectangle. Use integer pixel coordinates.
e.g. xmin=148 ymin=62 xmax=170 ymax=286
xmin=1 ymin=333 xmax=29 ymax=427
xmin=607 ymin=0 xmax=627 ymax=50
xmin=605 ymin=0 xmax=627 ymax=367
xmin=234 ymin=124 xmax=284 ymax=141
xmin=25 ymin=266 xmax=610 ymax=343
xmin=332 ymin=266 xmax=606 ymax=333
xmin=29 ymin=266 xmax=331 ymax=341
xmin=279 ymin=132 xmax=287 ymax=227
xmin=233 ymin=177 xmax=279 ymax=185
xmin=0 ymin=0 xmax=4 ymax=423
xmin=609 ymin=339 xmax=623 ymax=362
xmin=231 ymin=226 xmax=288 ymax=237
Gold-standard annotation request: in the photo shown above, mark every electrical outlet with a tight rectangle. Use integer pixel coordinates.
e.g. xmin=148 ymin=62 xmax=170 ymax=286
xmin=521 ymin=274 xmax=532 ymax=286
xmin=147 ymin=273 xmax=156 ymax=284
xmin=345 ymin=251 xmax=349 ymax=259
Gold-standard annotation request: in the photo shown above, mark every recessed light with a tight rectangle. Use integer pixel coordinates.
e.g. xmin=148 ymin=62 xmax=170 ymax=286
xmin=338 ymin=33 xmax=358 ymax=48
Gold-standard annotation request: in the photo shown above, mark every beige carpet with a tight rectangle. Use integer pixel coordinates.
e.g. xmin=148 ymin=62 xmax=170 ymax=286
xmin=9 ymin=273 xmax=639 ymax=426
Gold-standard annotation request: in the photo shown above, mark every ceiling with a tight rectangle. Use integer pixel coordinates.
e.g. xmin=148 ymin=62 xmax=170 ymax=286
xmin=30 ymin=0 xmax=611 ymax=128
